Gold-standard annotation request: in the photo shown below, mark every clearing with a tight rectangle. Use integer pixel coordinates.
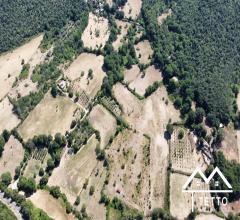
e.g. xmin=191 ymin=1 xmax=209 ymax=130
xmin=134 ymin=40 xmax=153 ymax=65
xmin=218 ymin=125 xmax=239 ymax=162
xmin=195 ymin=214 xmax=223 ymax=220
xmin=0 ymin=35 xmax=43 ymax=100
xmin=0 ymin=135 xmax=24 ymax=177
xmin=112 ymin=20 xmax=131 ymax=50
xmin=89 ymin=104 xmax=117 ymax=148
xmin=158 ymin=9 xmax=172 ymax=25
xmin=29 ymin=190 xmax=75 ymax=220
xmin=65 ymin=53 xmax=105 ymax=99
xmin=128 ymin=65 xmax=162 ymax=96
xmin=48 ymin=136 xmax=99 ymax=204
xmin=0 ymin=97 xmax=20 ymax=133
xmin=18 ymin=93 xmax=79 ymax=141
xmin=121 ymin=0 xmax=142 ymax=20
xmin=81 ymin=13 xmax=110 ymax=49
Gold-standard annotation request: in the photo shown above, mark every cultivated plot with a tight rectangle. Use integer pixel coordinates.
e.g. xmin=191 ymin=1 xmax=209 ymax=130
xmin=0 ymin=136 xmax=24 ymax=177
xmin=18 ymin=93 xmax=78 ymax=141
xmin=134 ymin=40 xmax=153 ymax=65
xmin=82 ymin=13 xmax=110 ymax=49
xmin=0 ymin=97 xmax=20 ymax=133
xmin=89 ymin=104 xmax=117 ymax=148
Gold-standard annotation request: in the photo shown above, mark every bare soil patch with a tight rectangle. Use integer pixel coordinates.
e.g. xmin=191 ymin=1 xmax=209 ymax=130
xmin=112 ymin=83 xmax=181 ymax=211
xmin=0 ymin=136 xmax=24 ymax=177
xmin=89 ymin=104 xmax=117 ymax=148
xmin=106 ymin=130 xmax=151 ymax=213
xmin=158 ymin=9 xmax=172 ymax=25
xmin=129 ymin=65 xmax=162 ymax=96
xmin=18 ymin=93 xmax=78 ymax=141
xmin=48 ymin=136 xmax=99 ymax=204
xmin=134 ymin=40 xmax=153 ymax=65
xmin=123 ymin=65 xmax=141 ymax=84
xmin=112 ymin=20 xmax=131 ymax=50
xmin=221 ymin=199 xmax=240 ymax=216
xmin=29 ymin=190 xmax=75 ymax=220
xmin=0 ymin=97 xmax=20 ymax=133
xmin=82 ymin=13 xmax=110 ymax=49
xmin=170 ymin=173 xmax=213 ymax=219
xmin=0 ymin=35 xmax=43 ymax=100
xmin=218 ymin=125 xmax=239 ymax=162
xmin=121 ymin=0 xmax=142 ymax=20
xmin=65 ymin=53 xmax=105 ymax=99
xmin=195 ymin=214 xmax=224 ymax=220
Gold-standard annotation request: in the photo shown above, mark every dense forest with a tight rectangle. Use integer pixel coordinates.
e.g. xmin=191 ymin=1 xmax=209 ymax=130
xmin=142 ymin=0 xmax=240 ymax=127
xmin=0 ymin=0 xmax=88 ymax=53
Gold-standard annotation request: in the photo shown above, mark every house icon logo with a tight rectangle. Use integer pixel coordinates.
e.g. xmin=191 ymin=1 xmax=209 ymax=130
xmin=182 ymin=167 xmax=233 ymax=211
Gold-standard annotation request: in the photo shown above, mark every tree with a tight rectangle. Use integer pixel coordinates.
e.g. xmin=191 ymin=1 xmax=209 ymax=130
xmin=195 ymin=108 xmax=205 ymax=124
xmin=89 ymin=186 xmax=95 ymax=195
xmin=88 ymin=69 xmax=93 ymax=80
xmin=1 ymin=172 xmax=12 ymax=186
xmin=17 ymin=176 xmax=36 ymax=196
xmin=74 ymin=196 xmax=80 ymax=206
xmin=166 ymin=123 xmax=174 ymax=136
xmin=0 ymin=135 xmax=5 ymax=157
xmin=51 ymin=84 xmax=58 ymax=98
xmin=2 ymin=130 xmax=10 ymax=142
xmin=178 ymin=129 xmax=184 ymax=139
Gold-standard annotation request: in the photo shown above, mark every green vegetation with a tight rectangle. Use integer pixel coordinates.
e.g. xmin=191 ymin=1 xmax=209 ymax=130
xmin=19 ymin=64 xmax=30 ymax=80
xmin=12 ymin=90 xmax=45 ymax=120
xmin=0 ymin=201 xmax=17 ymax=220
xmin=0 ymin=0 xmax=87 ymax=53
xmin=17 ymin=176 xmax=36 ymax=196
xmin=67 ymin=119 xmax=96 ymax=153
xmin=0 ymin=172 xmax=12 ymax=187
xmin=106 ymin=197 xmax=143 ymax=220
xmin=0 ymin=183 xmax=51 ymax=220
xmin=211 ymin=152 xmax=240 ymax=202
xmin=0 ymin=135 xmax=5 ymax=157
xmin=142 ymin=0 xmax=240 ymax=127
